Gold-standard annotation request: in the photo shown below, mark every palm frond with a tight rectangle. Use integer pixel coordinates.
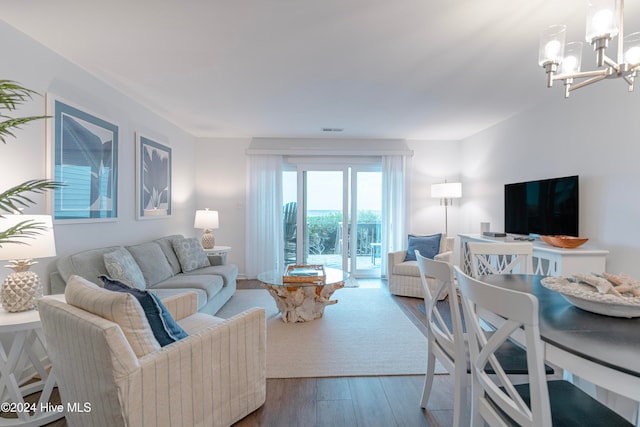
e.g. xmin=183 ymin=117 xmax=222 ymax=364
xmin=0 ymin=80 xmax=57 ymax=246
xmin=0 ymin=219 xmax=46 ymax=247
xmin=0 ymin=116 xmax=49 ymax=144
xmin=0 ymin=80 xmax=49 ymax=144
xmin=0 ymin=80 xmax=40 ymax=111
xmin=0 ymin=179 xmax=63 ymax=214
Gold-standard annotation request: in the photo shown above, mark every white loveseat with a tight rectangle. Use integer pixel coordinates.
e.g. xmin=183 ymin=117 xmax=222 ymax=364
xmin=38 ymin=275 xmax=266 ymax=427
xmin=387 ymin=234 xmax=454 ymax=299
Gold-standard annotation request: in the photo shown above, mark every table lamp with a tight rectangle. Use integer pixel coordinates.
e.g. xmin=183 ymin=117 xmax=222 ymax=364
xmin=0 ymin=215 xmax=56 ymax=312
xmin=194 ymin=209 xmax=219 ymax=249
xmin=431 ymin=181 xmax=462 ymax=235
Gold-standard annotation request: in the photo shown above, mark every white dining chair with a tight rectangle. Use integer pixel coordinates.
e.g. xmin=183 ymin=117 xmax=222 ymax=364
xmin=415 ymin=251 xmax=551 ymax=427
xmin=415 ymin=251 xmax=467 ymax=426
xmin=454 ymin=266 xmax=632 ymax=427
xmin=467 ymin=242 xmax=533 ymax=278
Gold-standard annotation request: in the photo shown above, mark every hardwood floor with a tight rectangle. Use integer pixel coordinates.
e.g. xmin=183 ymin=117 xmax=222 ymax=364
xmin=232 ymin=278 xmax=455 ymax=427
xmin=37 ymin=278 xmax=454 ymax=427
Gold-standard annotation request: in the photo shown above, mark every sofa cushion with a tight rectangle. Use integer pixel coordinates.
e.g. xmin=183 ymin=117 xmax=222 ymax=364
xmin=149 ymin=288 xmax=209 ymax=311
xmin=182 ymin=263 xmax=238 ymax=286
xmin=172 ymin=237 xmax=210 ymax=272
xmin=103 ymin=247 xmax=146 ymax=289
xmin=393 ymin=260 xmax=420 ymax=276
xmin=404 ymin=233 xmax=442 ymax=262
xmin=64 ymin=275 xmax=160 ymax=357
xmin=100 ymin=275 xmax=188 ymax=346
xmin=57 ymin=246 xmax=121 ymax=286
xmin=150 ymin=274 xmax=223 ymax=300
xmin=177 ymin=312 xmax=225 ymax=334
xmin=126 ymin=241 xmax=174 ymax=286
xmin=154 ymin=235 xmax=184 ymax=275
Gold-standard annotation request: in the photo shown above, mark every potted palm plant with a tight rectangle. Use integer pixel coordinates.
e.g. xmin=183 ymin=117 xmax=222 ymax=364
xmin=0 ymin=80 xmax=61 ymax=311
xmin=0 ymin=80 xmax=60 ymax=244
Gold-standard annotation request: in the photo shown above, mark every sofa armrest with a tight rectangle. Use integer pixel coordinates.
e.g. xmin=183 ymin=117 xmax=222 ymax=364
xmin=388 ymin=250 xmax=407 ymax=267
xmin=434 ymin=250 xmax=453 ymax=264
xmin=48 ymin=271 xmax=67 ymax=295
xmin=131 ymin=308 xmax=267 ymax=426
xmin=159 ymin=291 xmax=198 ymax=321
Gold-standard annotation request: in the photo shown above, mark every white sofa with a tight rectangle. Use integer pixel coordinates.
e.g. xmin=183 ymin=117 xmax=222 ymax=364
xmin=387 ymin=235 xmax=454 ymax=299
xmin=50 ymin=234 xmax=236 ymax=315
xmin=38 ymin=276 xmax=266 ymax=427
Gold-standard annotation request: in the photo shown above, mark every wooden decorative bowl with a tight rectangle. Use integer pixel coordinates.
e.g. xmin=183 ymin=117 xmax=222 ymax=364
xmin=540 ymin=235 xmax=589 ymax=249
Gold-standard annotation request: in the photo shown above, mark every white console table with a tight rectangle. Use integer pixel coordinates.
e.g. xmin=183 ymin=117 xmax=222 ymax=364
xmin=458 ymin=234 xmax=609 ymax=276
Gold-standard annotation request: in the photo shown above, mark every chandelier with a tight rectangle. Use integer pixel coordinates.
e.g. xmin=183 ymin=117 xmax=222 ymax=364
xmin=539 ymin=0 xmax=640 ymax=98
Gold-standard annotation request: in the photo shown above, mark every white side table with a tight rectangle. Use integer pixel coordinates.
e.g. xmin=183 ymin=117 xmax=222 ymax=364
xmin=0 ymin=295 xmax=65 ymax=426
xmin=204 ymin=246 xmax=231 ymax=265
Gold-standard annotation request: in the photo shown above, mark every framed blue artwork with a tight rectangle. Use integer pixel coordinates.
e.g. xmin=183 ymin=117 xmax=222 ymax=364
xmin=136 ymin=133 xmax=171 ymax=219
xmin=48 ymin=97 xmax=118 ymax=222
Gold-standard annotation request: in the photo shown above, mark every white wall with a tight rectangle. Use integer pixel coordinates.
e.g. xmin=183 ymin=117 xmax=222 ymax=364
xmin=406 ymin=139 xmax=463 ymax=237
xmin=0 ymin=21 xmax=198 ymax=289
xmin=195 ymin=137 xmax=251 ymax=276
xmin=460 ymin=81 xmax=640 ymax=277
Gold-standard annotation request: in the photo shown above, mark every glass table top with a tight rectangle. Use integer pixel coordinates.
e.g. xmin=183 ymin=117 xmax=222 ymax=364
xmin=258 ymin=267 xmax=349 ymax=287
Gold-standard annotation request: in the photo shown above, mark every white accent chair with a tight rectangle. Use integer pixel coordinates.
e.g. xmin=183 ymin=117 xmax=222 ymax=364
xmin=454 ymin=267 xmax=630 ymax=427
xmin=467 ymin=242 xmax=533 ymax=278
xmin=38 ymin=278 xmax=266 ymax=427
xmin=387 ymin=234 xmax=454 ymax=299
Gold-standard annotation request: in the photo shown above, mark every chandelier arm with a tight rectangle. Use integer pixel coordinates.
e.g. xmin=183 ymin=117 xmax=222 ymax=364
xmin=567 ymin=74 xmax=609 ymax=92
xmin=554 ymin=69 xmax=609 ymax=81
xmin=602 ymin=55 xmax=621 ymax=72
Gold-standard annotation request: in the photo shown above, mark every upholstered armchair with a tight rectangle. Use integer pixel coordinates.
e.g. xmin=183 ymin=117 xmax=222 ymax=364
xmin=387 ymin=234 xmax=454 ymax=299
xmin=38 ymin=275 xmax=266 ymax=427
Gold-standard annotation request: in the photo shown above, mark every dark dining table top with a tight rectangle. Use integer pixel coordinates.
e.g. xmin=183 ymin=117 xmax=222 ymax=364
xmin=480 ymin=274 xmax=640 ymax=379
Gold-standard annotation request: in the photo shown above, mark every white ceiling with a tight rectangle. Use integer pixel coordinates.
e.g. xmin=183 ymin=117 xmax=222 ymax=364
xmin=3 ymin=0 xmax=637 ymax=140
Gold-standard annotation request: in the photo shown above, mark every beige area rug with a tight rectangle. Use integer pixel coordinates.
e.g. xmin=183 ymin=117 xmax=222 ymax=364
xmin=216 ymin=288 xmax=446 ymax=378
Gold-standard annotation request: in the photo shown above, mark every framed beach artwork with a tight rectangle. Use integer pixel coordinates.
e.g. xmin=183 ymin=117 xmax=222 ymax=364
xmin=136 ymin=133 xmax=171 ymax=219
xmin=47 ymin=96 xmax=118 ymax=222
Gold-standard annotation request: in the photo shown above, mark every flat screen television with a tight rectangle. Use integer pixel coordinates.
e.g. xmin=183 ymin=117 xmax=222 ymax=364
xmin=504 ymin=175 xmax=579 ymax=237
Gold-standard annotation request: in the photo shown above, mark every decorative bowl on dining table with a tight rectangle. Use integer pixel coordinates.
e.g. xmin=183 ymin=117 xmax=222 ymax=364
xmin=541 ymin=273 xmax=640 ymax=318
xmin=540 ymin=235 xmax=589 ymax=249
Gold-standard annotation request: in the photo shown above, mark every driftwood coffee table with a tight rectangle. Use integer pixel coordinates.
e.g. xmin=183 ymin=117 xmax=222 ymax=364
xmin=258 ymin=267 xmax=348 ymax=322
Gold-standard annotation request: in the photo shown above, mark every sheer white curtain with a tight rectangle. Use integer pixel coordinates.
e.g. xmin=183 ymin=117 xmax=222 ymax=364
xmin=381 ymin=154 xmax=411 ymax=277
xmin=245 ymin=155 xmax=283 ymax=278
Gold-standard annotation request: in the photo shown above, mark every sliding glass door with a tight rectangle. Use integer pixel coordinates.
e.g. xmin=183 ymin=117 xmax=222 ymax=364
xmin=351 ymin=167 xmax=382 ymax=277
xmin=282 ymin=160 xmax=381 ymax=277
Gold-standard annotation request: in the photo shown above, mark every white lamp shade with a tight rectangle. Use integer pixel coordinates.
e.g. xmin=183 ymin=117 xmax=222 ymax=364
xmin=0 ymin=215 xmax=56 ymax=261
xmin=194 ymin=209 xmax=219 ymax=230
xmin=431 ymin=182 xmax=462 ymax=199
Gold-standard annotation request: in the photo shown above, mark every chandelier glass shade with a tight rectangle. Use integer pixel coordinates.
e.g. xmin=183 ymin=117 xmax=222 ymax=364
xmin=539 ymin=0 xmax=640 ymax=97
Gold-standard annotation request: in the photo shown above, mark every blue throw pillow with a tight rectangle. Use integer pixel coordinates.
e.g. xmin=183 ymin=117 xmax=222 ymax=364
xmin=404 ymin=233 xmax=442 ymax=262
xmin=99 ymin=275 xmax=188 ymax=346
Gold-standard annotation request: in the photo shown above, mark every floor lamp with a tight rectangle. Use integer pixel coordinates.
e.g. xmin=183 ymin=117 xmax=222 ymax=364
xmin=431 ymin=182 xmax=462 ymax=235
